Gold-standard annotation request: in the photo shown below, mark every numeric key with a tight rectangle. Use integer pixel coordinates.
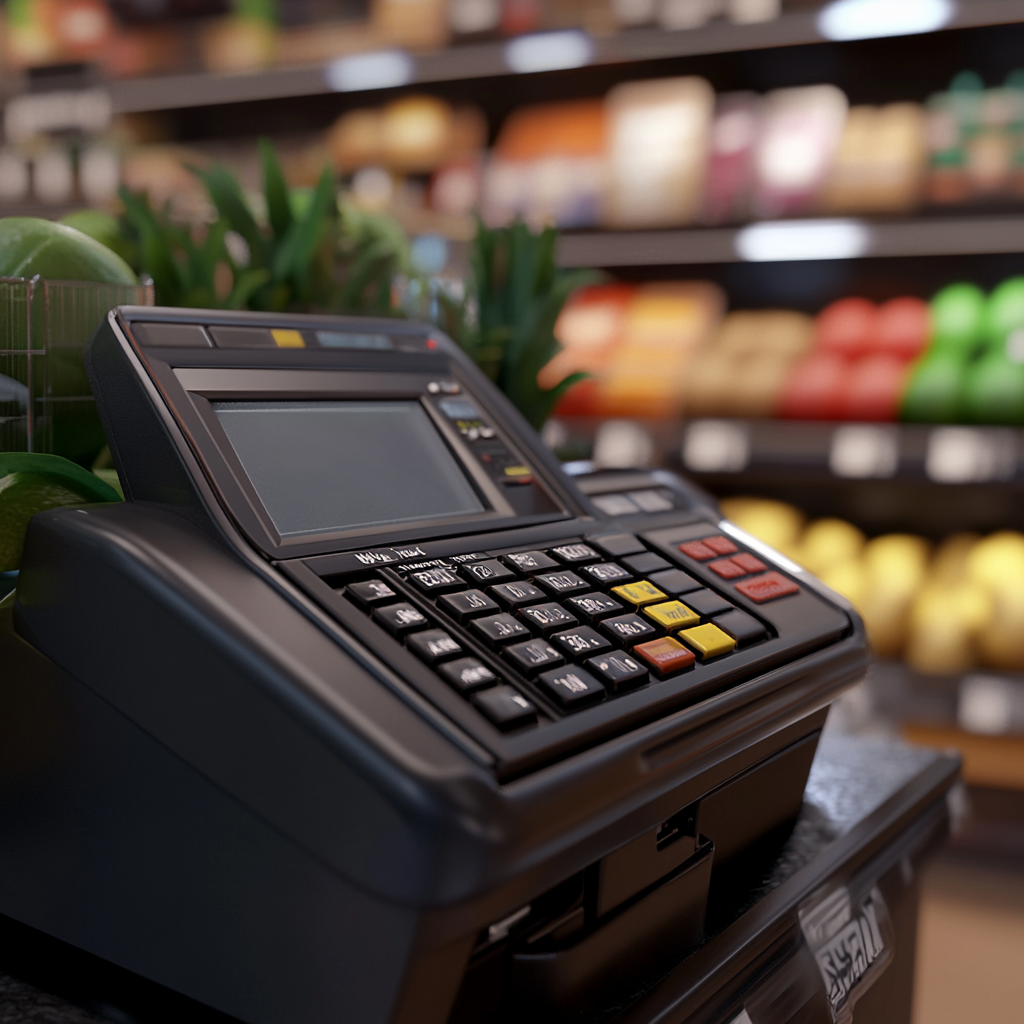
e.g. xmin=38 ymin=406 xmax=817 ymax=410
xmin=551 ymin=626 xmax=612 ymax=659
xmin=490 ymin=580 xmax=546 ymax=608
xmin=534 ymin=571 xmax=589 ymax=596
xmin=503 ymin=638 xmax=564 ymax=675
xmin=345 ymin=578 xmax=398 ymax=607
xmin=582 ymin=562 xmax=632 ymax=586
xmin=409 ymin=566 xmax=463 ymax=592
xmin=550 ymin=543 xmax=600 ymax=564
xmin=503 ymin=550 xmax=558 ymax=573
xmin=584 ymin=652 xmax=648 ymax=693
xmin=437 ymin=589 xmax=499 ymax=622
xmin=471 ymin=613 xmax=531 ymax=645
xmin=373 ymin=602 xmax=430 ymax=636
xmin=518 ymin=602 xmax=578 ymax=634
xmin=600 ymin=614 xmax=657 ymax=645
xmin=460 ymin=559 xmax=516 ymax=585
xmin=565 ymin=592 xmax=624 ymax=622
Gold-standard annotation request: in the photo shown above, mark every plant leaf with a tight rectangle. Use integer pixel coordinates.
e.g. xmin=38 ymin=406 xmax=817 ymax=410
xmin=260 ymin=137 xmax=293 ymax=240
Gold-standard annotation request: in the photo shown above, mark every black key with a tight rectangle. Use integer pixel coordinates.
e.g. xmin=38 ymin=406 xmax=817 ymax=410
xmin=551 ymin=625 xmax=612 ymax=659
xmin=406 ymin=629 xmax=463 ymax=664
xmin=549 ymin=543 xmax=600 ymax=564
xmin=518 ymin=602 xmax=578 ymax=634
xmin=648 ymin=568 xmax=703 ymax=596
xmin=373 ymin=602 xmax=430 ymax=636
xmin=439 ymin=657 xmax=499 ymax=694
xmin=534 ymin=571 xmax=589 ymax=596
xmin=583 ymin=562 xmax=633 ymax=586
xmin=584 ymin=652 xmax=648 ymax=693
xmin=503 ymin=549 xmax=558 ymax=573
xmin=472 ymin=686 xmax=538 ymax=730
xmin=623 ymin=552 xmax=672 ymax=576
xmin=685 ymin=589 xmax=736 ymax=617
xmin=565 ymin=592 xmax=624 ymax=622
xmin=714 ymin=609 xmax=768 ymax=645
xmin=471 ymin=613 xmax=531 ymax=645
xmin=588 ymin=533 xmax=645 ymax=557
xmin=408 ymin=566 xmax=463 ymax=593
xmin=537 ymin=666 xmax=605 ymax=710
xmin=490 ymin=580 xmax=546 ymax=609
xmin=503 ymin=638 xmax=564 ymax=675
xmin=346 ymin=578 xmax=398 ymax=607
xmin=460 ymin=559 xmax=516 ymax=586
xmin=438 ymin=589 xmax=499 ymax=622
xmin=600 ymin=614 xmax=657 ymax=645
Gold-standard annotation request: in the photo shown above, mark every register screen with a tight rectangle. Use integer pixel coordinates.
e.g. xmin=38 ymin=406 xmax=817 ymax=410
xmin=213 ymin=400 xmax=485 ymax=537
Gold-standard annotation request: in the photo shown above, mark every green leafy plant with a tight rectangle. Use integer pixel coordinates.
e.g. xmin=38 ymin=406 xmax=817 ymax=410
xmin=439 ymin=219 xmax=600 ymax=431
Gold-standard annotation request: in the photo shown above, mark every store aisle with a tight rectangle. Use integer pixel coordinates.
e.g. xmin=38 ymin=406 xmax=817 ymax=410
xmin=914 ymin=852 xmax=1024 ymax=1024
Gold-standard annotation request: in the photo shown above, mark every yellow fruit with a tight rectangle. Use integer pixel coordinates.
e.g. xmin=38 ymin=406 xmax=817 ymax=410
xmin=718 ymin=498 xmax=805 ymax=558
xmin=799 ymin=518 xmax=866 ymax=576
xmin=967 ymin=531 xmax=1024 ymax=589
xmin=818 ymin=558 xmax=867 ymax=610
xmin=863 ymin=533 xmax=930 ymax=591
xmin=929 ymin=532 xmax=979 ymax=584
xmin=976 ymin=578 xmax=1024 ymax=671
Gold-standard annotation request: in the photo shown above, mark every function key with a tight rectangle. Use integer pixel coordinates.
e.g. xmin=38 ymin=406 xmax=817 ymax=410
xmin=600 ymin=614 xmax=657 ymax=645
xmin=610 ymin=581 xmax=668 ymax=608
xmin=584 ymin=652 xmax=648 ymax=694
xmin=490 ymin=580 xmax=546 ymax=608
xmin=634 ymin=637 xmax=696 ymax=677
xmin=409 ymin=566 xmax=463 ymax=593
xmin=373 ymin=602 xmax=430 ymax=636
xmin=589 ymin=533 xmax=645 ymax=557
xmin=648 ymin=568 xmax=702 ymax=596
xmin=503 ymin=638 xmax=564 ymax=675
xmin=549 ymin=543 xmax=600 ymax=564
xmin=684 ymin=589 xmax=736 ymax=617
xmin=643 ymin=600 xmax=699 ymax=631
xmin=534 ymin=571 xmax=590 ymax=597
xmin=460 ymin=559 xmax=516 ymax=586
xmin=708 ymin=558 xmax=747 ymax=580
xmin=679 ymin=623 xmax=736 ymax=660
xmin=438 ymin=589 xmax=499 ymax=622
xmin=678 ymin=540 xmax=716 ymax=561
xmin=705 ymin=535 xmax=739 ymax=555
xmin=583 ymin=562 xmax=633 ymax=586
xmin=471 ymin=613 xmax=531 ymax=645
xmin=406 ymin=629 xmax=464 ymax=664
xmin=550 ymin=626 xmax=612 ymax=659
xmin=519 ymin=602 xmax=578 ymax=634
xmin=472 ymin=686 xmax=538 ymax=731
xmin=439 ymin=658 xmax=499 ymax=694
xmin=732 ymin=553 xmax=768 ymax=574
xmin=714 ymin=609 xmax=768 ymax=645
xmin=565 ymin=592 xmax=624 ymax=622
xmin=622 ymin=552 xmax=671 ymax=576
xmin=537 ymin=666 xmax=605 ymax=710
xmin=503 ymin=550 xmax=558 ymax=573
xmin=735 ymin=572 xmax=800 ymax=604
xmin=345 ymin=578 xmax=399 ymax=607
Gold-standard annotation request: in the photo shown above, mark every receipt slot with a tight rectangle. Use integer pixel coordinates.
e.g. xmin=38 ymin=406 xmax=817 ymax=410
xmin=0 ymin=309 xmax=869 ymax=1024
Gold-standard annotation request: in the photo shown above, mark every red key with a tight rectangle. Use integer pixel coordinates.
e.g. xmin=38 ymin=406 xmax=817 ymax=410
xmin=708 ymin=557 xmax=747 ymax=579
xmin=736 ymin=572 xmax=800 ymax=604
xmin=704 ymin=535 xmax=738 ymax=555
xmin=732 ymin=552 xmax=767 ymax=574
xmin=679 ymin=540 xmax=716 ymax=561
xmin=634 ymin=636 xmax=696 ymax=676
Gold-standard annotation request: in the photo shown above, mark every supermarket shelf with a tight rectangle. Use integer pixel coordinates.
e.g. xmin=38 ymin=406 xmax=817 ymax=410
xmin=556 ymin=215 xmax=1024 ymax=268
xmin=79 ymin=0 xmax=1024 ymax=114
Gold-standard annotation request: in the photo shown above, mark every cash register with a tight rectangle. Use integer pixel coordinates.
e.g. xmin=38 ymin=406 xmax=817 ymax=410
xmin=0 ymin=308 xmax=869 ymax=1024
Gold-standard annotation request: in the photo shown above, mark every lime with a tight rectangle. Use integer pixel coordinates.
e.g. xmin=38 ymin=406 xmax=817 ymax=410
xmin=985 ymin=277 xmax=1024 ymax=348
xmin=0 ymin=452 xmax=121 ymax=572
xmin=900 ymin=353 xmax=965 ymax=422
xmin=930 ymin=283 xmax=986 ymax=353
xmin=961 ymin=355 xmax=1024 ymax=425
xmin=0 ymin=217 xmax=136 ymax=285
xmin=60 ymin=209 xmax=138 ymax=271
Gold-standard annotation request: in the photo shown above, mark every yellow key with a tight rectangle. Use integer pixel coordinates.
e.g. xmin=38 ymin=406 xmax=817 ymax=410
xmin=644 ymin=600 xmax=699 ymax=630
xmin=611 ymin=581 xmax=667 ymax=607
xmin=271 ymin=328 xmax=305 ymax=349
xmin=679 ymin=623 xmax=736 ymax=659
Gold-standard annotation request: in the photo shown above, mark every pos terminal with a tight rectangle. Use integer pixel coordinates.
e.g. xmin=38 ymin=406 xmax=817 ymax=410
xmin=0 ymin=309 xmax=869 ymax=1024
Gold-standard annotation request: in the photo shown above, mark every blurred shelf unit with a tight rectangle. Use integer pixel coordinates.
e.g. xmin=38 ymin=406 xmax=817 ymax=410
xmin=1 ymin=0 xmax=1019 ymax=115
xmin=556 ymin=215 xmax=1024 ymax=268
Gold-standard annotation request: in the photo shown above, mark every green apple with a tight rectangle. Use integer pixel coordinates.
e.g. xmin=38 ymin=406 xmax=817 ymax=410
xmin=930 ymin=282 xmax=986 ymax=353
xmin=900 ymin=353 xmax=965 ymax=422
xmin=961 ymin=354 xmax=1024 ymax=424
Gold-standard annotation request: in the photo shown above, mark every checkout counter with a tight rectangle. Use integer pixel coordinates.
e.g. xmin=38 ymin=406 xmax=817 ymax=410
xmin=0 ymin=308 xmax=954 ymax=1024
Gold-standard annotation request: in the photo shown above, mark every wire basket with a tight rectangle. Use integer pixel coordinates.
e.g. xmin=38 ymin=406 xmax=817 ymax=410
xmin=0 ymin=275 xmax=154 ymax=465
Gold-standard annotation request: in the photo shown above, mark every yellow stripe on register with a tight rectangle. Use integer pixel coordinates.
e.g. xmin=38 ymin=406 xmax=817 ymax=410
xmin=272 ymin=329 xmax=305 ymax=348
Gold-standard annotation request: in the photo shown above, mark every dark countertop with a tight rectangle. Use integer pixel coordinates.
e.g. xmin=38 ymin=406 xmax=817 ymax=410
xmin=0 ymin=734 xmax=954 ymax=1024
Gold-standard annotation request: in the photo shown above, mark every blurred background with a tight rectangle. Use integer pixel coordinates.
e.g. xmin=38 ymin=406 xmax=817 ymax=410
xmin=3 ymin=1 xmax=1024 ymax=1019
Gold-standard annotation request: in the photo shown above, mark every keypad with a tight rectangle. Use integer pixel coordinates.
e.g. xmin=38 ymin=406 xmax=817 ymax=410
xmin=339 ymin=527 xmax=788 ymax=733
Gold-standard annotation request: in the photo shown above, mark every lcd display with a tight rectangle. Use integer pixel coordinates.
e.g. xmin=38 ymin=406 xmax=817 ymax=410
xmin=213 ymin=400 xmax=485 ymax=538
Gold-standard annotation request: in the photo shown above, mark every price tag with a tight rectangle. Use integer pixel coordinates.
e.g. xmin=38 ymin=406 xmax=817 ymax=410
xmin=828 ymin=425 xmax=899 ymax=479
xmin=4 ymin=89 xmax=112 ymax=143
xmin=925 ymin=427 xmax=1016 ymax=484
xmin=683 ymin=420 xmax=750 ymax=473
xmin=800 ymin=885 xmax=892 ymax=1022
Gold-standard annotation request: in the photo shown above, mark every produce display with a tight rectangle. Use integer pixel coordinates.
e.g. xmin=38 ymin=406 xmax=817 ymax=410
xmin=721 ymin=496 xmax=1024 ymax=674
